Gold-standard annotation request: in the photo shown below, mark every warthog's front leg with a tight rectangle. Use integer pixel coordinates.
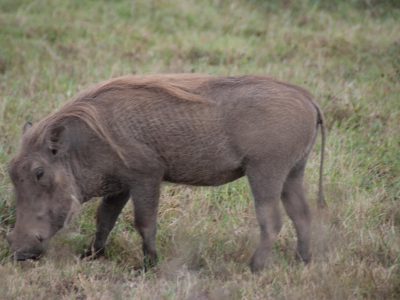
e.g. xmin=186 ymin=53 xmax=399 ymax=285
xmin=131 ymin=177 xmax=161 ymax=270
xmin=82 ymin=190 xmax=130 ymax=259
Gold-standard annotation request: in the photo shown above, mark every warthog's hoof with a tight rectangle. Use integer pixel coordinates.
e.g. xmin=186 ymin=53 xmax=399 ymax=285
xmin=80 ymin=247 xmax=105 ymax=260
xmin=141 ymin=252 xmax=158 ymax=272
xmin=249 ymin=255 xmax=266 ymax=273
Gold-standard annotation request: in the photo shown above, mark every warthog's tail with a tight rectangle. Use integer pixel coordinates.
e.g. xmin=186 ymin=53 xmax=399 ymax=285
xmin=315 ymin=104 xmax=327 ymax=208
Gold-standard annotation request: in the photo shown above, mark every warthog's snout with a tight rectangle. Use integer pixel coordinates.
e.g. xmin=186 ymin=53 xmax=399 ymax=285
xmin=7 ymin=231 xmax=45 ymax=261
xmin=13 ymin=250 xmax=42 ymax=261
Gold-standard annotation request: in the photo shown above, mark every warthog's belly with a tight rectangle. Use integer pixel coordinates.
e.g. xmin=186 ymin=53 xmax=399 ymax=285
xmin=164 ymin=166 xmax=244 ymax=186
xmin=159 ymin=133 xmax=244 ymax=186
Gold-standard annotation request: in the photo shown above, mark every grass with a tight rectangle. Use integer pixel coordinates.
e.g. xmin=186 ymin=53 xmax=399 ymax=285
xmin=0 ymin=0 xmax=399 ymax=298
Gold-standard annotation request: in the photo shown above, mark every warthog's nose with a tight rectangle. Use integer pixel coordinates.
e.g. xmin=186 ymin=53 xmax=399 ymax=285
xmin=6 ymin=231 xmax=45 ymax=261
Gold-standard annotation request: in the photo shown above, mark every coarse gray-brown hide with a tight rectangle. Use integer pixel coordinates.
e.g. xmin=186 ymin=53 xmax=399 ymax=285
xmin=7 ymin=74 xmax=326 ymax=272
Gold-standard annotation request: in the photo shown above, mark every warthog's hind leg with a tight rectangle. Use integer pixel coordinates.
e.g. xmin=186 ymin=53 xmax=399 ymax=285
xmin=246 ymin=163 xmax=285 ymax=273
xmin=281 ymin=161 xmax=312 ymax=264
xmin=81 ymin=190 xmax=130 ymax=259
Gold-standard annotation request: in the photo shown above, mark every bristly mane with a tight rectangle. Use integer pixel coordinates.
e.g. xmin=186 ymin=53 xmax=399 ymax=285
xmin=27 ymin=74 xmax=211 ymax=165
xmin=75 ymin=74 xmax=211 ymax=103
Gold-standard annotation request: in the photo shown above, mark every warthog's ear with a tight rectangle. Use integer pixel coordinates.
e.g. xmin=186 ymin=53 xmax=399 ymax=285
xmin=48 ymin=125 xmax=69 ymax=156
xmin=22 ymin=121 xmax=32 ymax=134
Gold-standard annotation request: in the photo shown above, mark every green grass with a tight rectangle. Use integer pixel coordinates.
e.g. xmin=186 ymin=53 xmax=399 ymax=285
xmin=0 ymin=0 xmax=399 ymax=298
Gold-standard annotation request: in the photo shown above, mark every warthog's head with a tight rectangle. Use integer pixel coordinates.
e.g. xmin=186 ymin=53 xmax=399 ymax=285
xmin=7 ymin=122 xmax=81 ymax=261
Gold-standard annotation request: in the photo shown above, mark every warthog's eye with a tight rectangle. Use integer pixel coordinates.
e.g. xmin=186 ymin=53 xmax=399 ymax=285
xmin=34 ymin=168 xmax=44 ymax=181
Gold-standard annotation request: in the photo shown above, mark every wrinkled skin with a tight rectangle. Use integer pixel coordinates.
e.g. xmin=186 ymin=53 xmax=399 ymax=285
xmin=7 ymin=75 xmax=325 ymax=272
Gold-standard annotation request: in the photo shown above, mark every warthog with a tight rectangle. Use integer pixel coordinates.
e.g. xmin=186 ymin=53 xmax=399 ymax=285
xmin=7 ymin=74 xmax=326 ymax=272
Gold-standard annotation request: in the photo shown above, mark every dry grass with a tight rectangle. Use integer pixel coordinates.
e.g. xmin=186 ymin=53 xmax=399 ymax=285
xmin=0 ymin=0 xmax=399 ymax=299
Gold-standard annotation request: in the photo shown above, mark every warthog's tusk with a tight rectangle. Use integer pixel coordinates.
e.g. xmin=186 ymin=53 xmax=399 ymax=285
xmin=63 ymin=194 xmax=82 ymax=228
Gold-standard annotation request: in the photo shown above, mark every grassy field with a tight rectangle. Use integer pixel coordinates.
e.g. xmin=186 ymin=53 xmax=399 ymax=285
xmin=0 ymin=0 xmax=399 ymax=299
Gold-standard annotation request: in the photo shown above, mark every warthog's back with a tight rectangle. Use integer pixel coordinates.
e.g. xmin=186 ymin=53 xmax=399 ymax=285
xmin=81 ymin=75 xmax=320 ymax=186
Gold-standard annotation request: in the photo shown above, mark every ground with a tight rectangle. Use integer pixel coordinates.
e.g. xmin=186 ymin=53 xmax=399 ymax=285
xmin=0 ymin=0 xmax=399 ymax=299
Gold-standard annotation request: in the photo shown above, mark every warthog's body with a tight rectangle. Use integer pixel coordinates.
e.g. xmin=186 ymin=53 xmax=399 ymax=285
xmin=8 ymin=74 xmax=325 ymax=272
